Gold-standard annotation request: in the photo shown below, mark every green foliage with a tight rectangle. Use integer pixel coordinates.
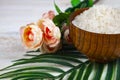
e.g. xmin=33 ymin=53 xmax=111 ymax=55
xmin=65 ymin=0 xmax=94 ymax=13
xmin=71 ymin=0 xmax=81 ymax=7
xmin=53 ymin=13 xmax=70 ymax=28
xmin=54 ymin=2 xmax=62 ymax=14
xmin=0 ymin=43 xmax=120 ymax=80
xmin=88 ymin=0 xmax=94 ymax=7
xmin=54 ymin=0 xmax=94 ymax=28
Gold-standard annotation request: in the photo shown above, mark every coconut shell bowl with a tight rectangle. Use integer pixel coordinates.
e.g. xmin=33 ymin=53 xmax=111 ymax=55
xmin=69 ymin=8 xmax=120 ymax=63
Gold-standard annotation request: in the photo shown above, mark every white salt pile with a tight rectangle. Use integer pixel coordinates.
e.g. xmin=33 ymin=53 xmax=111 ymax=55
xmin=72 ymin=5 xmax=120 ymax=34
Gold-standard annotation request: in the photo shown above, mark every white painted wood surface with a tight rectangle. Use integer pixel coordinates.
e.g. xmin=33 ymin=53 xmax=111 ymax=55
xmin=0 ymin=0 xmax=120 ymax=33
xmin=0 ymin=0 xmax=120 ymax=70
xmin=0 ymin=0 xmax=71 ymax=33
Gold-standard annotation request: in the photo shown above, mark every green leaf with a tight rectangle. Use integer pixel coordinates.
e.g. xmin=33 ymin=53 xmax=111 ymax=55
xmin=82 ymin=63 xmax=94 ymax=80
xmin=67 ymin=69 xmax=77 ymax=80
xmin=105 ymin=62 xmax=114 ymax=80
xmin=93 ymin=63 xmax=104 ymax=80
xmin=80 ymin=2 xmax=87 ymax=8
xmin=1 ymin=51 xmax=120 ymax=80
xmin=76 ymin=63 xmax=87 ymax=80
xmin=1 ymin=38 xmax=120 ymax=80
xmin=11 ymin=72 xmax=54 ymax=80
xmin=0 ymin=66 xmax=64 ymax=79
xmin=65 ymin=0 xmax=94 ymax=13
xmin=116 ymin=60 xmax=120 ymax=80
xmin=11 ymin=58 xmax=75 ymax=68
xmin=53 ymin=13 xmax=70 ymax=27
xmin=88 ymin=0 xmax=94 ymax=7
xmin=54 ymin=2 xmax=62 ymax=14
xmin=0 ymin=71 xmax=54 ymax=79
xmin=71 ymin=0 xmax=81 ymax=7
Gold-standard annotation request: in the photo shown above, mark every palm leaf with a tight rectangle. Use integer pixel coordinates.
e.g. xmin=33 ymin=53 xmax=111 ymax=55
xmin=0 ymin=42 xmax=120 ymax=80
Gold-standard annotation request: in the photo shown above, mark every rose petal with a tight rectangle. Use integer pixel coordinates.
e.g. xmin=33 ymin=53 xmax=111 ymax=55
xmin=42 ymin=10 xmax=55 ymax=20
xmin=40 ymin=42 xmax=61 ymax=53
xmin=21 ymin=24 xmax=43 ymax=50
xmin=37 ymin=19 xmax=45 ymax=31
xmin=43 ymin=27 xmax=61 ymax=47
xmin=53 ymin=27 xmax=61 ymax=39
xmin=42 ymin=19 xmax=56 ymax=30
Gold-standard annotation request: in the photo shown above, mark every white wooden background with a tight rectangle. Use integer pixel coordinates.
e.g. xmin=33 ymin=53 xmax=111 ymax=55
xmin=0 ymin=0 xmax=71 ymax=33
xmin=0 ymin=0 xmax=120 ymax=69
xmin=0 ymin=0 xmax=120 ymax=33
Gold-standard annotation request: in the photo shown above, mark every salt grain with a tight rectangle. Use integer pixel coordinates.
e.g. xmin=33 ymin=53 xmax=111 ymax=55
xmin=72 ymin=5 xmax=120 ymax=34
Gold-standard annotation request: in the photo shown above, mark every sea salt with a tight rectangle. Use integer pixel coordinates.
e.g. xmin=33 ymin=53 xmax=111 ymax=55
xmin=72 ymin=5 xmax=120 ymax=34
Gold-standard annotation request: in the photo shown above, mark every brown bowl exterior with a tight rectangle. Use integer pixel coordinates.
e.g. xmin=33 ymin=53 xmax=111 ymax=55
xmin=69 ymin=8 xmax=120 ymax=62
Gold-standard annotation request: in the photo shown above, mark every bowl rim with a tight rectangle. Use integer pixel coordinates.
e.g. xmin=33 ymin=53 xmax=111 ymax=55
xmin=69 ymin=8 xmax=120 ymax=35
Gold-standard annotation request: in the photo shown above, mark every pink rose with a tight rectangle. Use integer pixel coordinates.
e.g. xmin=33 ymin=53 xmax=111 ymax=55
xmin=42 ymin=10 xmax=55 ymax=20
xmin=37 ymin=10 xmax=55 ymax=33
xmin=20 ymin=23 xmax=43 ymax=50
xmin=42 ymin=19 xmax=61 ymax=47
xmin=37 ymin=18 xmax=61 ymax=53
xmin=20 ymin=10 xmax=61 ymax=53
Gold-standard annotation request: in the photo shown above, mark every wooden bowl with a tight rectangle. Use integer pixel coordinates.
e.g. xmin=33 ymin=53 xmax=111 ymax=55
xmin=69 ymin=8 xmax=120 ymax=62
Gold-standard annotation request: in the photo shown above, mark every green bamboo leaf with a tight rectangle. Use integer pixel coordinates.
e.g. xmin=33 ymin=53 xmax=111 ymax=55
xmin=71 ymin=0 xmax=81 ymax=7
